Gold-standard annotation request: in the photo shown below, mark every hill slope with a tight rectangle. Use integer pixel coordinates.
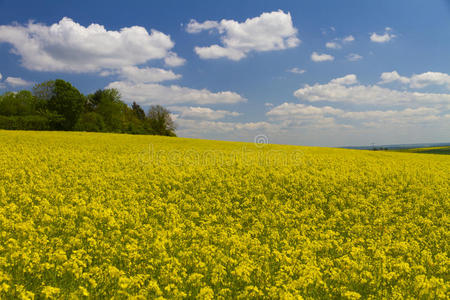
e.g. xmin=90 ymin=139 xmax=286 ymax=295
xmin=0 ymin=131 xmax=449 ymax=298
xmin=394 ymin=146 xmax=450 ymax=155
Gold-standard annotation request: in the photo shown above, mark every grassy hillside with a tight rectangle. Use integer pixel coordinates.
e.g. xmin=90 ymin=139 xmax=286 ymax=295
xmin=394 ymin=146 xmax=450 ymax=155
xmin=0 ymin=130 xmax=448 ymax=299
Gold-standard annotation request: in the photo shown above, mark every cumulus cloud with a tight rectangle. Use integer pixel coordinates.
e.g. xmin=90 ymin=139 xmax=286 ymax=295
xmin=370 ymin=27 xmax=396 ymax=43
xmin=311 ymin=52 xmax=334 ymax=62
xmin=340 ymin=107 xmax=441 ymax=122
xmin=266 ymin=103 xmax=348 ymax=130
xmin=190 ymin=119 xmax=276 ymax=132
xmin=164 ymin=52 xmax=186 ymax=67
xmin=267 ymin=103 xmax=445 ymax=128
xmin=5 ymin=76 xmax=34 ymax=87
xmin=194 ymin=45 xmax=246 ymax=61
xmin=106 ymin=81 xmax=246 ymax=106
xmin=114 ymin=66 xmax=181 ymax=83
xmin=267 ymin=102 xmax=441 ymax=120
xmin=176 ymin=100 xmax=448 ymax=144
xmin=380 ymin=71 xmax=450 ymax=89
xmin=294 ymin=74 xmax=450 ymax=106
xmin=186 ymin=20 xmax=220 ymax=33
xmin=379 ymin=71 xmax=410 ymax=85
xmin=267 ymin=103 xmax=343 ymax=119
xmin=342 ymin=35 xmax=355 ymax=43
xmin=409 ymin=72 xmax=450 ymax=89
xmin=347 ymin=53 xmax=363 ymax=61
xmin=175 ymin=119 xmax=277 ymax=138
xmin=169 ymin=106 xmax=241 ymax=120
xmin=0 ymin=73 xmax=2 ymax=80
xmin=0 ymin=17 xmax=184 ymax=72
xmin=325 ymin=42 xmax=341 ymax=49
xmin=287 ymin=67 xmax=306 ymax=74
xmin=187 ymin=10 xmax=300 ymax=60
xmin=329 ymin=74 xmax=358 ymax=85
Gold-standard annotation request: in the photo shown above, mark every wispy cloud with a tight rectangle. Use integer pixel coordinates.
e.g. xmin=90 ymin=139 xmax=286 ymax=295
xmin=325 ymin=35 xmax=355 ymax=49
xmin=287 ymin=67 xmax=306 ymax=74
xmin=5 ymin=76 xmax=34 ymax=87
xmin=346 ymin=53 xmax=363 ymax=61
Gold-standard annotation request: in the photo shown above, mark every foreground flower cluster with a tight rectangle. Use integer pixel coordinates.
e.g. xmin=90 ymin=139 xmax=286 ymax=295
xmin=0 ymin=131 xmax=448 ymax=299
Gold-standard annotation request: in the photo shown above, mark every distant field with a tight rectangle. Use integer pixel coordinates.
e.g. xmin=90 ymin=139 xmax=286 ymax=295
xmin=394 ymin=146 xmax=450 ymax=155
xmin=0 ymin=130 xmax=449 ymax=299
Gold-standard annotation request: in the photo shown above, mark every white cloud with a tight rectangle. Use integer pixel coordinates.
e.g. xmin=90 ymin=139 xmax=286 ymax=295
xmin=5 ymin=76 xmax=34 ymax=87
xmin=186 ymin=20 xmax=220 ymax=33
xmin=175 ymin=119 xmax=276 ymax=136
xmin=0 ymin=17 xmax=184 ymax=72
xmin=342 ymin=35 xmax=355 ymax=43
xmin=175 ymin=100 xmax=448 ymax=145
xmin=0 ymin=73 xmax=2 ymax=80
xmin=164 ymin=51 xmax=186 ymax=67
xmin=267 ymin=103 xmax=445 ymax=128
xmin=325 ymin=42 xmax=341 ymax=49
xmin=326 ymin=35 xmax=354 ymax=49
xmin=409 ymin=72 xmax=450 ymax=89
xmin=329 ymin=74 xmax=358 ymax=85
xmin=341 ymin=107 xmax=441 ymax=122
xmin=379 ymin=71 xmax=410 ymax=84
xmin=117 ymin=66 xmax=181 ymax=83
xmin=370 ymin=28 xmax=396 ymax=43
xmin=294 ymin=74 xmax=450 ymax=106
xmin=287 ymin=67 xmax=306 ymax=74
xmin=267 ymin=103 xmax=343 ymax=119
xmin=265 ymin=103 xmax=349 ymax=130
xmin=188 ymin=10 xmax=300 ymax=61
xmin=380 ymin=71 xmax=450 ymax=89
xmin=169 ymin=106 xmax=241 ymax=120
xmin=194 ymin=45 xmax=246 ymax=61
xmin=106 ymin=81 xmax=246 ymax=106
xmin=347 ymin=53 xmax=363 ymax=61
xmin=311 ymin=52 xmax=334 ymax=62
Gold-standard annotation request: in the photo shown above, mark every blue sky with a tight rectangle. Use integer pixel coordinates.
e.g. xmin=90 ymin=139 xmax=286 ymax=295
xmin=0 ymin=0 xmax=449 ymax=146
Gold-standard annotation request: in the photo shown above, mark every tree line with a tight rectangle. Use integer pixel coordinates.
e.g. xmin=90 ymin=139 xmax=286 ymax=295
xmin=0 ymin=79 xmax=176 ymax=136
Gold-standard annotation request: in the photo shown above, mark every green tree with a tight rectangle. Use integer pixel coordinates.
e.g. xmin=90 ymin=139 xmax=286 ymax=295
xmin=33 ymin=80 xmax=55 ymax=101
xmin=47 ymin=79 xmax=86 ymax=130
xmin=147 ymin=105 xmax=176 ymax=136
xmin=0 ymin=91 xmax=36 ymax=116
xmin=89 ymin=89 xmax=126 ymax=132
xmin=74 ymin=112 xmax=106 ymax=132
xmin=131 ymin=102 xmax=146 ymax=121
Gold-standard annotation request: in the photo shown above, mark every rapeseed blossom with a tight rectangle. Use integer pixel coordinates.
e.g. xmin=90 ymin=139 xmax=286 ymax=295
xmin=0 ymin=130 xmax=448 ymax=298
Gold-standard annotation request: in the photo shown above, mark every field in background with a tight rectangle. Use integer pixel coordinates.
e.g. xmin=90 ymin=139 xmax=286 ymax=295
xmin=393 ymin=146 xmax=450 ymax=155
xmin=0 ymin=130 xmax=448 ymax=299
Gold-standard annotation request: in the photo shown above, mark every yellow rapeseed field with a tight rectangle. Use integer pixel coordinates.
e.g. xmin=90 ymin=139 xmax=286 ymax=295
xmin=0 ymin=130 xmax=448 ymax=299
